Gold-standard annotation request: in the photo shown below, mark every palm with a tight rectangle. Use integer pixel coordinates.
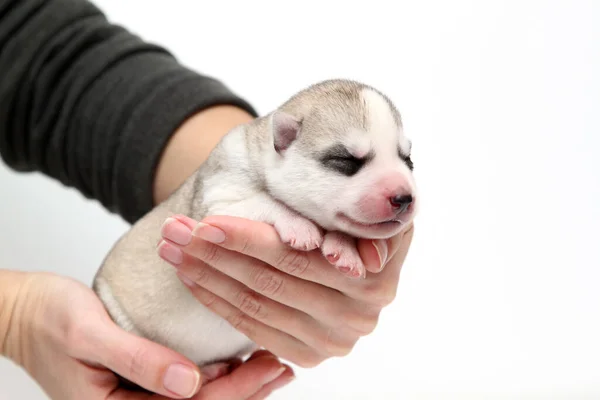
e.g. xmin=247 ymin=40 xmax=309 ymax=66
xmin=21 ymin=273 xmax=291 ymax=400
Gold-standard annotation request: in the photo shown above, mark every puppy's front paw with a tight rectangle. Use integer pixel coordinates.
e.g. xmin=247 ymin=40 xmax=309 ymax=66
xmin=274 ymin=217 xmax=323 ymax=251
xmin=321 ymin=232 xmax=366 ymax=279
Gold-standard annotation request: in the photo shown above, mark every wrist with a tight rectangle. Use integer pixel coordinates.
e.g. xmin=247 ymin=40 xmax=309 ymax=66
xmin=153 ymin=105 xmax=256 ymax=204
xmin=0 ymin=270 xmax=32 ymax=362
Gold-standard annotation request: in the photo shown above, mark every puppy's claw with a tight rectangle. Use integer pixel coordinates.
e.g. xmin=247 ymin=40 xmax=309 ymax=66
xmin=326 ymin=253 xmax=340 ymax=264
xmin=337 ymin=264 xmax=365 ymax=279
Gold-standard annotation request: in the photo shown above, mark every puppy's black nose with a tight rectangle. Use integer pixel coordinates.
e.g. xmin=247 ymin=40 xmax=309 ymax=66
xmin=390 ymin=194 xmax=413 ymax=213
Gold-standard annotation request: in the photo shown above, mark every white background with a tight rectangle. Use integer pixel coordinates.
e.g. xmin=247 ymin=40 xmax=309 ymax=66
xmin=1 ymin=0 xmax=599 ymax=399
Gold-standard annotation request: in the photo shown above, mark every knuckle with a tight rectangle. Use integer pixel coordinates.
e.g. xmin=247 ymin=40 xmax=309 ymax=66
xmin=225 ymin=311 xmax=255 ymax=338
xmin=342 ymin=309 xmax=380 ymax=336
xmin=275 ymin=249 xmax=310 ymax=277
xmin=250 ymin=268 xmax=285 ymax=298
xmin=331 ymin=342 xmax=355 ymax=357
xmin=360 ymin=314 xmax=380 ymax=335
xmin=376 ymin=290 xmax=397 ymax=308
xmin=189 ymin=265 xmax=211 ymax=287
xmin=127 ymin=345 xmax=149 ymax=380
xmin=363 ymin=281 xmax=397 ymax=307
xmin=236 ymin=290 xmax=268 ymax=320
xmin=295 ymin=352 xmax=325 ymax=368
xmin=199 ymin=243 xmax=221 ymax=264
xmin=237 ymin=233 xmax=254 ymax=256
xmin=322 ymin=328 xmax=355 ymax=357
xmin=197 ymin=289 xmax=219 ymax=309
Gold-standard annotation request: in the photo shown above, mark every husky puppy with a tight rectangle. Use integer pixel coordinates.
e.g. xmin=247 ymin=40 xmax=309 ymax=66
xmin=93 ymin=79 xmax=417 ymax=368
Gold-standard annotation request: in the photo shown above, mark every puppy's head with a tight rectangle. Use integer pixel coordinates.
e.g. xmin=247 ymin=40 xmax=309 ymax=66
xmin=264 ymin=79 xmax=417 ymax=239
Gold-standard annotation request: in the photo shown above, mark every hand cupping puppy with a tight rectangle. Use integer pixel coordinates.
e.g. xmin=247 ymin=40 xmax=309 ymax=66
xmin=159 ymin=214 xmax=415 ymax=368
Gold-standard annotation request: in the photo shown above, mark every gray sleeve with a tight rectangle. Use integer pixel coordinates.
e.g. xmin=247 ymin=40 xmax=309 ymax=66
xmin=0 ymin=0 xmax=258 ymax=223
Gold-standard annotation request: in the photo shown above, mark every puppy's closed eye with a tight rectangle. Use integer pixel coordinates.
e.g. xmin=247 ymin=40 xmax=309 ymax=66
xmin=323 ymin=155 xmax=365 ymax=176
xmin=401 ymin=155 xmax=414 ymax=170
xmin=398 ymin=149 xmax=414 ymax=171
xmin=320 ymin=144 xmax=368 ymax=176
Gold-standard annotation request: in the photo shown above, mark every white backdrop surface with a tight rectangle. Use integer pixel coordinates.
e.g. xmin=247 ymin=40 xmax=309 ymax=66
xmin=1 ymin=1 xmax=599 ymax=399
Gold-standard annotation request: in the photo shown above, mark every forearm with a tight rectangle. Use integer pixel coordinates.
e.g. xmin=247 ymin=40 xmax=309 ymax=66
xmin=0 ymin=0 xmax=258 ymax=223
xmin=153 ymin=105 xmax=255 ymax=204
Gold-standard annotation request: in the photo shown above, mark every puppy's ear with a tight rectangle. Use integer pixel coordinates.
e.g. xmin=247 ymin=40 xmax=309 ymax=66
xmin=271 ymin=111 xmax=302 ymax=154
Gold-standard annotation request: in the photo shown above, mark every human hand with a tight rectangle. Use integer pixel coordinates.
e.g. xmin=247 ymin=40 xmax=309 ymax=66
xmin=1 ymin=271 xmax=293 ymax=400
xmin=158 ymin=215 xmax=414 ymax=367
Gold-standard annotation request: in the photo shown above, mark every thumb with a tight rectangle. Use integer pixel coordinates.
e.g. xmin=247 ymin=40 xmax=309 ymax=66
xmin=357 ymin=238 xmax=388 ymax=274
xmin=91 ymin=322 xmax=202 ymax=399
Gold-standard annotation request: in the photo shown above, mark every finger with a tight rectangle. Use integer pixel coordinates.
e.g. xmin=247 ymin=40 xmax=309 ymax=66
xmin=228 ymin=358 xmax=244 ymax=371
xmin=96 ymin=366 xmax=192 ymax=400
xmin=176 ymin=274 xmax=325 ymax=368
xmin=357 ymin=221 xmax=414 ymax=274
xmin=159 ymin=219 xmax=350 ymax=327
xmin=106 ymin=387 xmax=172 ymax=400
xmin=357 ymin=236 xmax=387 ymax=274
xmin=169 ymin=214 xmax=350 ymax=290
xmin=175 ymin=239 xmax=374 ymax=339
xmin=247 ymin=365 xmax=295 ymax=400
xmin=370 ymin=222 xmax=414 ymax=283
xmin=164 ymin=245 xmax=354 ymax=357
xmin=103 ymin=366 xmax=291 ymax=400
xmin=246 ymin=349 xmax=275 ymax=361
xmin=386 ymin=222 xmax=415 ymax=263
xmin=194 ymin=355 xmax=286 ymax=400
xmin=87 ymin=321 xmax=202 ymax=399
xmin=164 ymin=215 xmax=405 ymax=333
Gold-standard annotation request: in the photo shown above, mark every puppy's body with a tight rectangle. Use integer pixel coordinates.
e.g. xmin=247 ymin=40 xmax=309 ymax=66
xmin=93 ymin=79 xmax=417 ymax=367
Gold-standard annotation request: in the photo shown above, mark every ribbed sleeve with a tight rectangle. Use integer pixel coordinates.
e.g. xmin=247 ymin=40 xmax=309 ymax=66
xmin=0 ymin=0 xmax=258 ymax=223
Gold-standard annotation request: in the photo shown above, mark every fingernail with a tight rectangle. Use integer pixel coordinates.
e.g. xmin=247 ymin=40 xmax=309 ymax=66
xmin=192 ymin=222 xmax=226 ymax=244
xmin=158 ymin=241 xmax=183 ymax=265
xmin=270 ymin=373 xmax=296 ymax=391
xmin=161 ymin=217 xmax=192 ymax=246
xmin=372 ymin=239 xmax=388 ymax=271
xmin=262 ymin=366 xmax=286 ymax=385
xmin=163 ymin=363 xmax=201 ymax=398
